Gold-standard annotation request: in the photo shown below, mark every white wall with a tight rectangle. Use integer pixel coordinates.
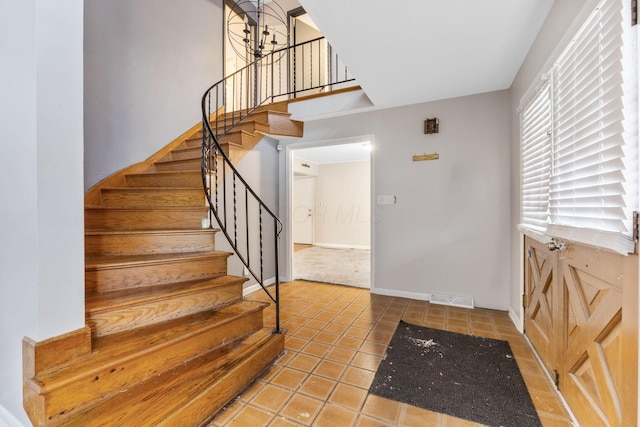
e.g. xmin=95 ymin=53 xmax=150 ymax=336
xmin=314 ymin=161 xmax=370 ymax=248
xmin=282 ymin=90 xmax=511 ymax=310
xmin=84 ymin=0 xmax=224 ymax=189
xmin=0 ymin=0 xmax=85 ymax=424
xmin=508 ymin=0 xmax=599 ymax=325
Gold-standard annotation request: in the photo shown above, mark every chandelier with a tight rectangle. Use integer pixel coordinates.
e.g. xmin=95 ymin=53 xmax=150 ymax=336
xmin=227 ymin=0 xmax=289 ymax=60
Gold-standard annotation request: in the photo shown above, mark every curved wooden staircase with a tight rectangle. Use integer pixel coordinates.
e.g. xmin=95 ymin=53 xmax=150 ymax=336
xmin=22 ymin=106 xmax=302 ymax=426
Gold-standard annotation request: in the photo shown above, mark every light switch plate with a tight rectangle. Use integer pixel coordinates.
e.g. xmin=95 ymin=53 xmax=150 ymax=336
xmin=377 ymin=195 xmax=396 ymax=205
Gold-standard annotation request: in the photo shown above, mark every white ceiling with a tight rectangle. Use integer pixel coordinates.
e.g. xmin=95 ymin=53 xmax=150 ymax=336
xmin=295 ymin=142 xmax=371 ymax=164
xmin=297 ymin=0 xmax=554 ymax=108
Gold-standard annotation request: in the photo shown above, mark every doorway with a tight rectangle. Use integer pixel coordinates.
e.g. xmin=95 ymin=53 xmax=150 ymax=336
xmin=293 ymin=175 xmax=314 ymax=246
xmin=287 ymin=139 xmax=373 ymax=289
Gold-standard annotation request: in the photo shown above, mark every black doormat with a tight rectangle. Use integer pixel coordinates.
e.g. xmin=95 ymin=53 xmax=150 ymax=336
xmin=369 ymin=321 xmax=541 ymax=427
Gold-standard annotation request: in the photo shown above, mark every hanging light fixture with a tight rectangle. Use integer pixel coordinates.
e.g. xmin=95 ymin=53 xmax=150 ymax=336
xmin=227 ymin=0 xmax=289 ymax=60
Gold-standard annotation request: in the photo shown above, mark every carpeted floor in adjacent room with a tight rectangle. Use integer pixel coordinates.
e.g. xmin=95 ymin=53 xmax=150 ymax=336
xmin=293 ymin=246 xmax=370 ymax=288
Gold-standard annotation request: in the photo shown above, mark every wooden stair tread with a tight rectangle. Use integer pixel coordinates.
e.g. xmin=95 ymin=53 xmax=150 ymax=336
xmin=58 ymin=329 xmax=282 ymax=427
xmin=86 ymin=206 xmax=206 ymax=212
xmin=85 ymin=250 xmax=232 ymax=270
xmin=85 ymin=228 xmax=218 ymax=237
xmin=85 ymin=275 xmax=245 ymax=312
xmin=100 ymin=186 xmax=203 ymax=191
xmin=125 ymin=170 xmax=201 ymax=176
xmin=245 ymin=110 xmax=293 ymax=119
xmin=153 ymin=157 xmax=206 ymax=166
xmin=32 ymin=300 xmax=269 ymax=389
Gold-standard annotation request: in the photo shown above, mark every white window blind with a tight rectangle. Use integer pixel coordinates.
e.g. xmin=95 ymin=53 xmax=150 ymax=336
xmin=518 ymin=0 xmax=638 ymax=254
xmin=519 ymin=82 xmax=552 ymax=233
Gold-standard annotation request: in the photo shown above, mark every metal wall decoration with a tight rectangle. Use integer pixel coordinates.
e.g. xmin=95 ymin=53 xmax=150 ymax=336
xmin=424 ymin=117 xmax=439 ymax=134
xmin=413 ymin=153 xmax=439 ymax=161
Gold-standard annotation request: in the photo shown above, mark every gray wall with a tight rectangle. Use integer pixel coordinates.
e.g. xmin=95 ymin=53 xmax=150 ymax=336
xmin=282 ymin=90 xmax=512 ymax=310
xmin=0 ymin=0 xmax=85 ymax=424
xmin=84 ymin=0 xmax=224 ymax=189
xmin=225 ymin=138 xmax=281 ymax=290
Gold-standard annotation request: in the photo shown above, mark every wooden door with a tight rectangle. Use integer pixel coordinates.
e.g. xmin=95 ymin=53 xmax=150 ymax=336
xmin=558 ymin=245 xmax=637 ymax=427
xmin=523 ymin=236 xmax=638 ymax=426
xmin=524 ymin=238 xmax=558 ymax=376
xmin=293 ymin=176 xmax=314 ymax=245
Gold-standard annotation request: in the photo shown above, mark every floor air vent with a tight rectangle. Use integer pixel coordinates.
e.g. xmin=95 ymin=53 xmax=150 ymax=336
xmin=429 ymin=293 xmax=474 ymax=309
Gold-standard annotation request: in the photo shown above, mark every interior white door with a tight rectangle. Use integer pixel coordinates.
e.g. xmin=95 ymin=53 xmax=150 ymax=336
xmin=293 ymin=176 xmax=314 ymax=244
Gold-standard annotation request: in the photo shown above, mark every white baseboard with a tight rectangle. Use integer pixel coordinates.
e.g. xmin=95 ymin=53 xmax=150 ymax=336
xmin=0 ymin=406 xmax=24 ymax=427
xmin=314 ymin=243 xmax=371 ymax=250
xmin=370 ymin=287 xmax=430 ymax=302
xmin=243 ymin=276 xmax=276 ymax=297
xmin=509 ymin=307 xmax=524 ymax=333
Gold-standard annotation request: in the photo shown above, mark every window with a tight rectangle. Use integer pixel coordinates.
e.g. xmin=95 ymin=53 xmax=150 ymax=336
xmin=520 ymin=82 xmax=551 ymax=234
xmin=519 ymin=0 xmax=638 ymax=254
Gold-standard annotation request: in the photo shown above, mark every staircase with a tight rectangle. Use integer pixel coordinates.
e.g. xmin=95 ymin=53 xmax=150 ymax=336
xmin=22 ymin=107 xmax=303 ymax=426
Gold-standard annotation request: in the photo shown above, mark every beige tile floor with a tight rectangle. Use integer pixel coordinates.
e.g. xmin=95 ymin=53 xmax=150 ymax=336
xmin=209 ymin=281 xmax=574 ymax=427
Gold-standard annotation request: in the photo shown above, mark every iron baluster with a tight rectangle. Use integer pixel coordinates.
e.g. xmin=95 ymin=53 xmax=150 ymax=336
xmin=274 ymin=216 xmax=280 ymax=333
xmin=245 ymin=187 xmax=250 ymax=268
xmin=259 ymin=205 xmax=264 ymax=284
xmin=222 ymin=162 xmax=227 ymax=229
xmin=233 ymin=172 xmax=237 ymax=247
xmin=213 ymin=144 xmax=218 ymax=214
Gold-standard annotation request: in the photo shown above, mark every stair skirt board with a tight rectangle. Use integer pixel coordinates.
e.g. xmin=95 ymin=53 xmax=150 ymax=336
xmin=56 ymin=332 xmax=283 ymax=426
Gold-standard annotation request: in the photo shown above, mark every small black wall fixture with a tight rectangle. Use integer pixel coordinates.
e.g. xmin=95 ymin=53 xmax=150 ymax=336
xmin=424 ymin=117 xmax=439 ymax=134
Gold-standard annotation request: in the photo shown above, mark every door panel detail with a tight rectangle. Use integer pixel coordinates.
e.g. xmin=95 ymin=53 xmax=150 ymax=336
xmin=523 ymin=236 xmax=637 ymax=427
xmin=524 ymin=238 xmax=557 ymax=375
xmin=560 ymin=247 xmax=626 ymax=427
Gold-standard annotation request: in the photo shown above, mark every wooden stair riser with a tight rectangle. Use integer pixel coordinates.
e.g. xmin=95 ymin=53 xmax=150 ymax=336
xmin=87 ymin=282 xmax=243 ymax=337
xmin=161 ymin=332 xmax=284 ymax=426
xmin=193 ymin=120 xmax=270 ymax=138
xmin=29 ymin=309 xmax=266 ymax=425
xmin=154 ymin=146 xmax=245 ymax=171
xmin=100 ymin=188 xmax=205 ymax=208
xmin=85 ymin=230 xmax=216 ymax=256
xmin=221 ymin=131 xmax=261 ymax=147
xmin=168 ymin=146 xmax=202 ymax=161
xmin=170 ymin=141 xmax=250 ymax=162
xmin=55 ymin=330 xmax=282 ymax=427
xmin=246 ymin=111 xmax=304 ymax=137
xmin=183 ymin=131 xmax=257 ymax=149
xmin=124 ymin=171 xmax=202 ymax=188
xmin=85 ymin=207 xmax=209 ymax=230
xmin=154 ymin=157 xmax=206 ymax=172
xmin=182 ymin=137 xmax=202 ymax=149
xmin=85 ymin=254 xmax=230 ymax=293
xmin=214 ymin=120 xmax=270 ymax=136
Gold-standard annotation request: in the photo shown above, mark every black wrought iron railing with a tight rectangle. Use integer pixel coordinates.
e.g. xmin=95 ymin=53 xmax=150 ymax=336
xmin=201 ymin=37 xmax=355 ymax=333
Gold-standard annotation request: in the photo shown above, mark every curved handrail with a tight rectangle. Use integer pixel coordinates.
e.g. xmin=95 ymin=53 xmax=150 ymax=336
xmin=201 ymin=36 xmax=355 ymax=333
